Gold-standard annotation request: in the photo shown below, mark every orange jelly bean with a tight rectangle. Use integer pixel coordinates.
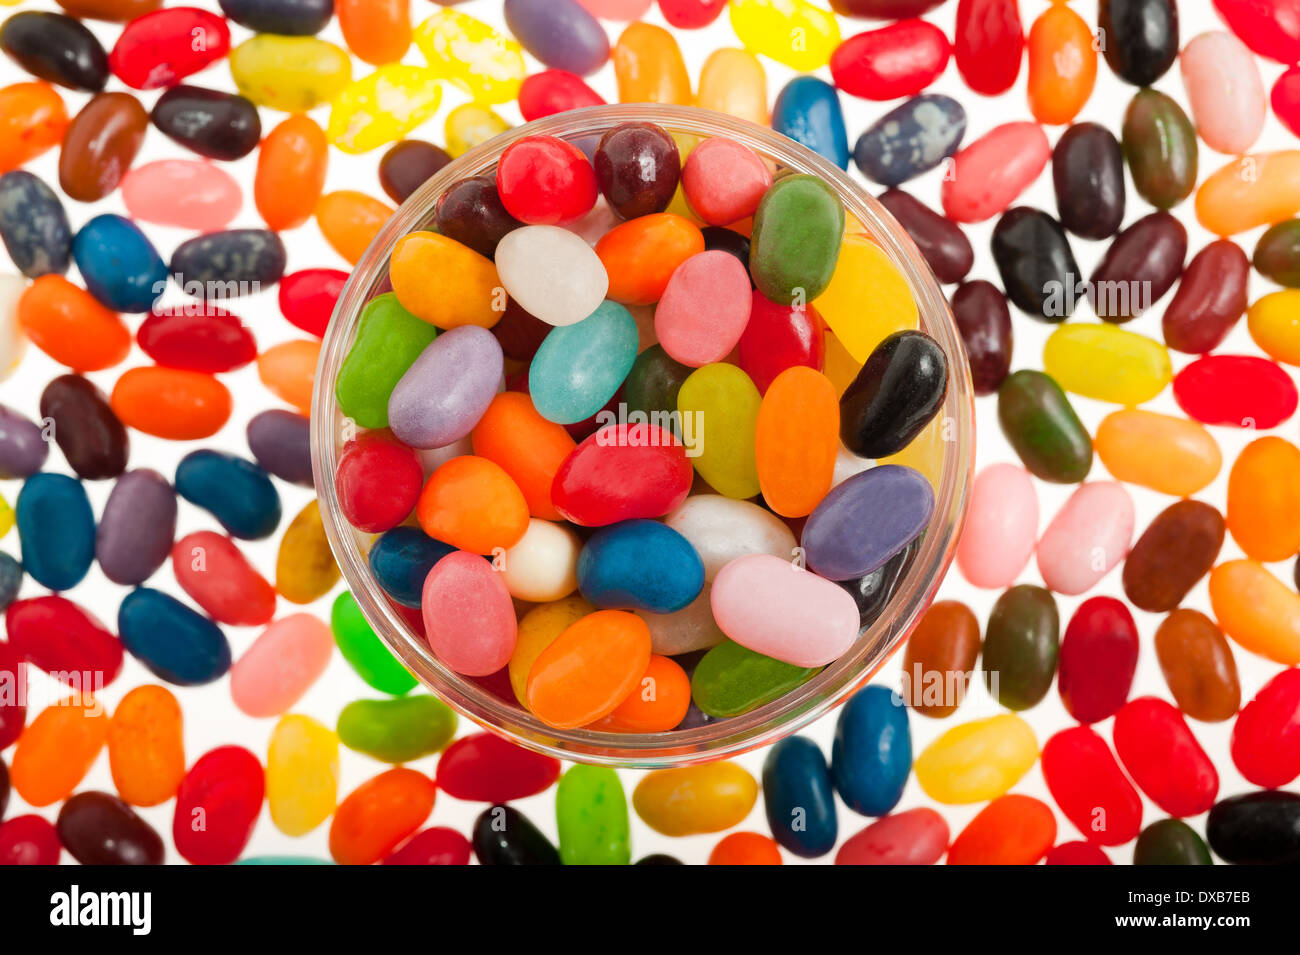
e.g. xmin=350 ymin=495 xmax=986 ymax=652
xmin=595 ymin=654 xmax=692 ymax=733
xmin=755 ymin=366 xmax=839 ymax=517
xmin=0 ymin=81 xmax=68 ymax=172
xmin=1226 ymin=436 xmax=1300 ymax=562
xmin=709 ymin=831 xmax=783 ymax=865
xmin=596 ymin=213 xmax=704 ymax=306
xmin=255 ymin=115 xmax=329 ymax=232
xmin=526 ymin=610 xmax=652 ymax=729
xmin=1196 ymin=151 xmax=1300 ymax=236
xmin=417 ymin=455 xmax=530 ymax=554
xmin=316 ymin=190 xmax=394 ymax=265
xmin=18 ymin=275 xmax=130 ymax=372
xmin=338 ymin=0 xmax=411 ymax=66
xmin=1093 ymin=409 xmax=1221 ymax=497
xmin=1026 ymin=3 xmax=1096 ymax=126
xmin=947 ymin=793 xmax=1057 ymax=865
xmin=471 ymin=391 xmax=576 ymax=521
xmin=257 ymin=339 xmax=320 ymax=415
xmin=106 ymin=684 xmax=185 ymax=808
xmin=11 ymin=697 xmax=108 ymax=807
xmin=613 ymin=22 xmax=692 ymax=105
xmin=1209 ymin=560 xmax=1300 ymax=665
xmin=329 ymin=767 xmax=436 ymax=865
xmin=390 ymin=231 xmax=503 ymax=329
xmin=110 ymin=366 xmax=232 ymax=440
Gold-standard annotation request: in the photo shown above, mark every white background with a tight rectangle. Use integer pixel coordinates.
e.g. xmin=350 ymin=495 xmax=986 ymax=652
xmin=1 ymin=0 xmax=1296 ymax=865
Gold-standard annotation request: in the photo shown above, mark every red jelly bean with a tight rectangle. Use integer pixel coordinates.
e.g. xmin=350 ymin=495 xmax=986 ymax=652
xmin=0 ymin=641 xmax=28 ymax=749
xmin=5 ymin=595 xmax=123 ymax=690
xmin=552 ymin=423 xmax=693 ymax=527
xmin=659 ymin=0 xmax=727 ymax=29
xmin=383 ymin=826 xmax=471 ymax=865
xmin=497 ymin=135 xmax=598 ymax=225
xmin=171 ymin=531 xmax=277 ymax=627
xmin=1173 ymin=354 xmax=1299 ymax=430
xmin=1045 ymin=841 xmax=1112 ymax=865
xmin=1213 ymin=0 xmax=1300 ymax=64
xmin=172 ymin=745 xmax=264 ymax=866
xmin=954 ymin=0 xmax=1024 ymax=96
xmin=834 ymin=808 xmax=948 ymax=865
xmin=435 ymin=732 xmax=562 ymax=802
xmin=336 ymin=432 xmax=424 ymax=534
xmin=1113 ymin=697 xmax=1219 ymax=818
xmin=947 ymin=794 xmax=1056 ymax=865
xmin=518 ymin=70 xmax=606 ymax=122
xmin=1058 ymin=596 xmax=1138 ymax=725
xmin=137 ymin=306 xmax=257 ymax=373
xmin=278 ymin=268 xmax=348 ymax=338
xmin=0 ymin=814 xmax=61 ymax=865
xmin=1231 ymin=667 xmax=1300 ymax=789
xmin=108 ymin=7 xmax=231 ymax=90
xmin=830 ymin=19 xmax=951 ymax=101
xmin=1272 ymin=67 xmax=1300 ymax=139
xmin=737 ymin=293 xmax=825 ymax=395
xmin=1042 ymin=725 xmax=1143 ymax=847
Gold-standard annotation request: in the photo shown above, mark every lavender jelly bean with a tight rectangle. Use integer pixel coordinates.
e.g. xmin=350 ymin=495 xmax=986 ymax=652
xmin=95 ymin=469 xmax=176 ymax=586
xmin=246 ymin=410 xmax=313 ymax=487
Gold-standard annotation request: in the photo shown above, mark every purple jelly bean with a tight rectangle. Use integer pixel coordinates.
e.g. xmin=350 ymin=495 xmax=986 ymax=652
xmin=0 ymin=404 xmax=49 ymax=479
xmin=387 ymin=325 xmax=503 ymax=450
xmin=246 ymin=409 xmax=313 ymax=487
xmin=504 ymin=0 xmax=610 ymax=77
xmin=801 ymin=465 xmax=934 ymax=581
xmin=95 ymin=468 xmax=177 ymax=586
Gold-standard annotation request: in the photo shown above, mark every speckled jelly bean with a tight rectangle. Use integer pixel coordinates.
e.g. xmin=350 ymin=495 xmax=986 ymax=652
xmin=331 ymin=591 xmax=417 ymax=696
xmin=10 ymin=697 xmax=106 ymax=807
xmin=170 ymin=229 xmax=286 ymax=300
xmin=997 ymin=370 xmax=1092 ymax=483
xmin=16 ymin=473 xmax=94 ymax=591
xmin=59 ymin=91 xmax=148 ymax=201
xmin=265 ymin=714 xmax=337 ymax=838
xmin=0 ymin=11 xmax=107 ymax=92
xmin=771 ymin=76 xmax=849 ymax=170
xmin=414 ymin=9 xmax=522 ymax=102
xmin=57 ymin=791 xmax=164 ymax=865
xmin=173 ymin=746 xmax=264 ymax=866
xmin=913 ymin=714 xmax=1037 ymax=805
xmin=853 ymin=94 xmax=965 ymax=187
xmin=556 ymin=764 xmax=629 ymax=866
xmin=107 ymin=684 xmax=184 ymax=808
xmin=1042 ymin=725 xmax=1142 ymax=846
xmin=108 ymin=6 xmax=229 ymax=90
xmin=328 ymin=65 xmax=443 ymax=155
xmin=176 ymin=450 xmax=281 ymax=540
xmin=336 ymin=696 xmax=457 ymax=765
xmin=0 ymin=170 xmax=71 ymax=279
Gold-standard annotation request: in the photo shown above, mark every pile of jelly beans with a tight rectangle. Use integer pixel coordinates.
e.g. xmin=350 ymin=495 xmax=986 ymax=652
xmin=0 ymin=0 xmax=1299 ymax=868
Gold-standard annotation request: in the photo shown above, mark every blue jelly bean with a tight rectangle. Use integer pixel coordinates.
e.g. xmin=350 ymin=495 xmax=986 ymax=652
xmin=831 ymin=684 xmax=912 ymax=817
xmin=15 ymin=472 xmax=94 ymax=591
xmin=0 ymin=170 xmax=71 ymax=278
xmin=762 ymin=735 xmax=838 ymax=858
xmin=175 ymin=450 xmax=281 ymax=540
xmin=772 ymin=76 xmax=850 ymax=171
xmin=530 ymin=300 xmax=637 ymax=425
xmin=118 ymin=587 xmax=231 ymax=686
xmin=369 ymin=526 xmax=456 ymax=608
xmin=853 ymin=94 xmax=967 ymax=187
xmin=577 ymin=519 xmax=703 ymax=614
xmin=504 ymin=0 xmax=610 ymax=77
xmin=0 ymin=552 xmax=23 ymax=611
xmin=71 ymin=213 xmax=167 ymax=313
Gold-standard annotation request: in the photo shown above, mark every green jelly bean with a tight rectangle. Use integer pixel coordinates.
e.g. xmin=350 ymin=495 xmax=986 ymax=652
xmin=1133 ymin=819 xmax=1213 ymax=866
xmin=691 ymin=640 xmax=820 ymax=718
xmin=623 ymin=344 xmax=691 ymax=435
xmin=677 ymin=362 xmax=761 ymax=499
xmin=1253 ymin=219 xmax=1300 ymax=288
xmin=335 ymin=292 xmax=437 ymax=429
xmin=1122 ymin=88 xmax=1197 ymax=211
xmin=336 ymin=696 xmax=457 ymax=763
xmin=981 ymin=585 xmax=1059 ymax=711
xmin=555 ymin=765 xmax=630 ymax=866
xmin=749 ymin=174 xmax=844 ymax=305
xmin=997 ymin=370 xmax=1092 ymax=483
xmin=330 ymin=591 xmax=418 ymax=695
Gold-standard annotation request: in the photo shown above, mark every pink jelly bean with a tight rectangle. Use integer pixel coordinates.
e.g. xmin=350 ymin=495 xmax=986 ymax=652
xmin=940 ymin=122 xmax=1050 ymax=224
xmin=1113 ymin=696 xmax=1219 ymax=818
xmin=681 ymin=137 xmax=773 ymax=226
xmin=422 ymin=551 xmax=517 ymax=676
xmin=955 ymin=463 xmax=1037 ymax=589
xmin=1035 ymin=482 xmax=1134 ymax=596
xmin=121 ymin=159 xmax=242 ymax=231
xmin=655 ymin=250 xmax=753 ymax=367
xmin=229 ymin=614 xmax=334 ymax=718
xmin=576 ymin=0 xmax=653 ymax=18
xmin=1179 ymin=31 xmax=1266 ymax=156
xmin=835 ymin=808 xmax=949 ymax=865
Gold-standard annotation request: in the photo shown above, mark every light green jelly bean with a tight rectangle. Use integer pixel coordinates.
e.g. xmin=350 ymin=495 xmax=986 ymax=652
xmin=229 ymin=35 xmax=353 ymax=112
xmin=330 ymin=591 xmax=418 ymax=695
xmin=677 ymin=362 xmax=761 ymax=499
xmin=556 ymin=765 xmax=630 ymax=866
xmin=692 ymin=640 xmax=820 ymax=718
xmin=749 ymin=173 xmax=844 ymax=304
xmin=336 ymin=292 xmax=437 ymax=429
xmin=336 ymin=696 xmax=457 ymax=763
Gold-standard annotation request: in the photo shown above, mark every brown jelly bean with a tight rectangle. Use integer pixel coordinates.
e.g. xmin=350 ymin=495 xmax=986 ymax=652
xmin=1154 ymin=609 xmax=1241 ymax=723
xmin=1122 ymin=500 xmax=1224 ymax=613
xmin=59 ymin=91 xmax=148 ymax=202
xmin=1052 ymin=122 xmax=1125 ymax=240
xmin=379 ymin=140 xmax=452 ymax=203
xmin=950 ymin=279 xmax=1012 ymax=396
xmin=40 ymin=374 xmax=129 ymax=480
xmin=1162 ymin=239 xmax=1249 ymax=354
xmin=1090 ymin=210 xmax=1186 ymax=322
xmin=56 ymin=791 xmax=164 ymax=865
xmin=900 ymin=600 xmax=980 ymax=718
xmin=878 ymin=188 xmax=972 ymax=284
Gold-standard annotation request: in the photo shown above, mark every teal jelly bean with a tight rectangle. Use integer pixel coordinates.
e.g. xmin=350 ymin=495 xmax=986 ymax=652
xmin=16 ymin=472 xmax=95 ymax=591
xmin=336 ymin=293 xmax=437 ymax=429
xmin=529 ymin=300 xmax=638 ymax=425
xmin=336 ymin=696 xmax=457 ymax=763
xmin=556 ymin=764 xmax=630 ymax=866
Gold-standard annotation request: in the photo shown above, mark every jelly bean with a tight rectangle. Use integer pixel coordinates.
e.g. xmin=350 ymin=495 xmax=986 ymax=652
xmin=729 ymin=0 xmax=840 ymax=72
xmin=1134 ymin=818 xmax=1212 ymax=866
xmin=379 ymin=141 xmax=450 ymax=204
xmin=941 ymin=123 xmax=1049 ymax=225
xmin=956 ymin=464 xmax=1036 ymax=590
xmin=137 ymin=305 xmax=255 ymax=375
xmin=1161 ymin=243 xmax=1248 ymax=355
xmin=577 ymin=520 xmax=703 ymax=614
xmin=1199 ymin=150 xmax=1300 ymax=236
xmin=1057 ymin=596 xmax=1139 ymax=724
xmin=72 ymin=213 xmax=166 ymax=314
xmin=0 ymin=641 xmax=24 ymax=750
xmin=509 ymin=596 xmax=592 ymax=705
xmin=107 ymin=684 xmax=184 ymax=808
xmin=1208 ymin=791 xmax=1300 ymax=864
xmin=1181 ymin=31 xmax=1265 ymax=156
xmin=176 ymin=450 xmax=281 ymax=540
xmin=990 ymin=207 xmax=1077 ymax=321
xmin=546 ymin=426 xmax=684 ymax=521
xmin=422 ymin=550 xmax=516 ymax=676
xmin=38 ymin=374 xmax=126 ymax=480
xmin=56 ymin=0 xmax=161 ymax=18
xmin=59 ymin=91 xmax=147 ymax=201
xmin=316 ymin=191 xmax=394 ymax=267
xmin=499 ymin=136 xmax=599 ymax=227
xmin=1053 ymin=124 xmax=1125 ymax=241
xmin=499 ymin=519 xmax=580 ymax=603
xmin=762 ymin=736 xmax=837 ymax=858
xmin=1115 ymin=697 xmax=1218 ymax=818
xmin=264 ymin=715 xmax=337 ymax=838
xmin=219 ymin=0 xmax=331 ymax=34
xmin=415 ymin=9 xmax=524 ymax=104
xmin=589 ymin=123 xmax=679 ymax=224
xmin=337 ymin=696 xmax=456 ymax=765
xmin=57 ymin=791 xmax=163 ymax=865
xmin=387 ymin=327 xmax=502 ymax=451
xmin=913 ymin=714 xmax=1037 ymax=804
xmin=949 ymin=794 xmax=1057 ymax=866
xmin=230 ymin=614 xmax=333 ymax=718
xmin=956 ymin=0 xmax=1024 ymax=95
xmin=1042 ymin=324 xmax=1171 ymax=406
xmin=108 ymin=7 xmax=228 ymax=90
xmin=692 ymin=638 xmax=817 ymax=717
xmin=0 ymin=170 xmax=70 ymax=279
xmin=981 ymin=584 xmax=1060 ymax=711
xmin=1095 ymin=411 xmax=1218 ymax=499
xmin=505 ymin=0 xmax=608 ymax=76
xmin=254 ymin=117 xmax=329 ymax=233
xmin=1026 ymin=4 xmax=1095 ymax=126
xmin=119 ymin=587 xmax=231 ymax=686
xmin=0 ymin=81 xmax=67 ymax=173
xmin=330 ymin=768 xmax=438 ymax=865
xmin=149 ymin=86 xmax=259 ymax=162
xmin=434 ymin=733 xmax=556 ymax=802
xmin=709 ymin=830 xmax=782 ymax=865
xmin=613 ymin=22 xmax=690 ymax=105
xmin=633 ymin=762 xmax=756 ymax=836
xmin=1214 ymin=0 xmax=1300 ymax=60
xmin=434 ymin=177 xmax=520 ymax=260
xmin=11 ymin=697 xmax=106 ymax=807
xmin=997 ymin=370 xmax=1092 ymax=483
xmin=0 ymin=814 xmax=59 ymax=865
xmin=6 ymin=593 xmax=122 ymax=689
xmin=556 ymin=764 xmax=629 ymax=866
xmin=853 ymin=94 xmax=964 ymax=188
xmin=597 ymin=213 xmax=704 ymax=306
xmin=736 ymin=292 xmax=824 ymax=396
xmin=1042 ymin=726 xmax=1143 ymax=846
xmin=335 ymin=433 xmax=422 ymax=536
xmin=1227 ymin=436 xmax=1300 ymax=562
xmin=497 ymin=230 xmax=609 ymax=333
xmin=840 ymin=331 xmax=947 ymax=459
xmin=1254 ymin=222 xmax=1300 ymax=291
xmin=656 ymin=254 xmax=752 ymax=368
xmin=770 ymin=76 xmax=849 ymax=171
xmin=831 ymin=19 xmax=948 ymax=103
xmin=1091 ymin=212 xmax=1187 ymax=323
xmin=835 ymin=807 xmax=947 ymax=865
xmin=237 ymin=855 xmax=331 ymax=865
xmin=660 ymin=0 xmax=726 ymax=27
xmin=665 ymin=498 xmax=797 ymax=587
xmin=365 ymin=527 xmax=448 ymax=608
xmin=675 ymin=363 xmax=763 ymax=499
xmin=527 ymin=609 xmax=650 ymax=728
xmin=750 ymin=175 xmax=844 ymax=305
xmin=122 ymin=160 xmax=241 ymax=232
xmin=327 ymin=66 xmax=443 ymax=155
xmin=337 ymin=294 xmax=437 ymax=429
xmin=384 ymin=828 xmax=471 ymax=866
xmin=803 ymin=465 xmax=933 ymax=583
xmin=831 ymin=685 xmax=910 ymax=815
xmin=171 ymin=530 xmax=275 ymax=627
xmin=1274 ymin=66 xmax=1300 ymax=139
xmin=171 ymin=229 xmax=287 ymax=300
xmin=473 ymin=804 xmax=559 ymax=865
xmin=259 ymin=338 xmax=319 ymax=413
xmin=877 ymin=190 xmax=972 ymax=286
xmin=1232 ymin=668 xmax=1300 ymax=789
xmin=753 ymin=368 xmax=838 ymax=517
xmin=173 ymin=746 xmax=264 ymax=866
xmin=0 ymin=11 xmax=107 ymax=92
xmin=1046 ymin=840 xmax=1112 ymax=866
xmin=15 ymin=473 xmax=93 ymax=591
xmin=517 ymin=70 xmax=603 ymax=122
xmin=333 ymin=0 xmax=409 ymax=66
xmin=18 ymin=275 xmax=129 ymax=372
xmin=1155 ymin=609 xmax=1240 ymax=723
xmin=418 ymin=454 xmax=529 ymax=554
xmin=1249 ymin=291 xmax=1300 ymax=369
xmin=331 ymin=591 xmax=417 ymax=695
xmin=278 ymin=269 xmax=345 ymax=340
xmin=391 ymin=231 xmax=501 ymax=329
xmin=897 ymin=600 xmax=977 ymax=718
xmin=623 ymin=344 xmax=692 ymax=425
xmin=1211 ymin=560 xmax=1300 ymax=665
xmin=692 ymin=50 xmax=762 ymax=127
xmin=1176 ymin=354 xmax=1298 ymax=429
xmin=0 ymin=553 xmax=21 ymax=611
xmin=277 ymin=502 xmax=339 ymax=605
xmin=1122 ymin=88 xmax=1197 ymax=211
xmin=1099 ymin=0 xmax=1179 ymax=86
xmin=468 ymin=394 xmax=572 ymax=523
xmin=1122 ymin=500 xmax=1224 ymax=616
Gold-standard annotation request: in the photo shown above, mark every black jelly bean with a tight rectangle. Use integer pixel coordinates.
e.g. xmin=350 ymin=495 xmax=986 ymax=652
xmin=701 ymin=226 xmax=753 ymax=284
xmin=635 ymin=854 xmax=684 ymax=865
xmin=0 ymin=170 xmax=72 ymax=278
xmin=170 ymin=229 xmax=287 ymax=298
xmin=434 ymin=176 xmax=522 ymax=259
xmin=1098 ymin=0 xmax=1179 ymax=87
xmin=840 ymin=330 xmax=948 ymax=459
xmin=379 ymin=140 xmax=452 ymax=203
xmin=950 ymin=279 xmax=1012 ymax=396
xmin=853 ymin=93 xmax=966 ymax=187
xmin=218 ymin=0 xmax=334 ymax=36
xmin=0 ymin=12 xmax=108 ymax=92
xmin=1090 ymin=210 xmax=1186 ymax=323
xmin=878 ymin=188 xmax=972 ymax=284
xmin=40 ymin=374 xmax=129 ymax=481
xmin=1052 ymin=123 xmax=1126 ymax=241
xmin=991 ymin=207 xmax=1079 ymax=322
xmin=1206 ymin=791 xmax=1300 ymax=865
xmin=472 ymin=804 xmax=560 ymax=865
xmin=837 ymin=539 xmax=918 ymax=628
xmin=57 ymin=791 xmax=165 ymax=865
xmin=151 ymin=86 xmax=262 ymax=161
xmin=593 ymin=121 xmax=681 ymax=220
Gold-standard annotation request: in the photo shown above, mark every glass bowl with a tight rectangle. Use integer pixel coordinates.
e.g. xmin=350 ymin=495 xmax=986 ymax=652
xmin=311 ymin=104 xmax=974 ymax=768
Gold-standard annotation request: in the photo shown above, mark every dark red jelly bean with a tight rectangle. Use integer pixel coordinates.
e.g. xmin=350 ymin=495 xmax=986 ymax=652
xmin=278 ymin=268 xmax=348 ymax=338
xmin=137 ymin=306 xmax=257 ymax=373
xmin=1089 ymin=211 xmax=1186 ymax=323
xmin=1044 ymin=841 xmax=1112 ymax=865
xmin=1058 ymin=596 xmax=1138 ymax=724
xmin=950 ymin=280 xmax=1012 ymax=396
xmin=954 ymin=0 xmax=1024 ymax=96
xmin=517 ymin=69 xmax=605 ymax=121
xmin=1173 ymin=355 xmax=1299 ymax=429
xmin=1052 ymin=123 xmax=1125 ymax=241
xmin=1162 ymin=240 xmax=1249 ymax=354
xmin=594 ymin=122 xmax=681 ymax=220
xmin=379 ymin=140 xmax=452 ymax=203
xmin=877 ymin=188 xmax=972 ymax=284
xmin=172 ymin=745 xmax=264 ymax=866
xmin=1113 ymin=697 xmax=1218 ymax=818
xmin=383 ymin=827 xmax=472 ymax=865
xmin=435 ymin=176 xmax=522 ymax=259
xmin=1042 ymin=725 xmax=1143 ymax=846
xmin=830 ymin=19 xmax=950 ymax=101
xmin=736 ymin=292 xmax=825 ymax=395
xmin=108 ymin=7 xmax=230 ymax=90
xmin=491 ymin=297 xmax=552 ymax=362
xmin=0 ymin=814 xmax=61 ymax=865
xmin=436 ymin=732 xmax=562 ymax=802
xmin=336 ymin=432 xmax=424 ymax=534
xmin=39 ymin=374 xmax=129 ymax=480
xmin=6 ymin=594 xmax=124 ymax=689
xmin=57 ymin=791 xmax=165 ymax=865
xmin=0 ymin=642 xmax=26 ymax=750
xmin=0 ymin=11 xmax=108 ymax=92
xmin=1231 ymin=667 xmax=1300 ymax=789
xmin=151 ymin=85 xmax=262 ymax=161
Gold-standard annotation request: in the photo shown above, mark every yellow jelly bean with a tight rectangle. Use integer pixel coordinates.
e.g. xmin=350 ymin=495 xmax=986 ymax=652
xmin=1209 ymin=560 xmax=1300 ymax=665
xmin=390 ymin=231 xmax=502 ymax=329
xmin=444 ymin=103 xmax=510 ymax=157
xmin=914 ymin=714 xmax=1038 ymax=804
xmin=880 ymin=412 xmax=945 ymax=490
xmin=815 ymin=234 xmax=918 ymax=363
xmin=678 ymin=363 xmax=762 ymax=499
xmin=1247 ymin=289 xmax=1300 ymax=365
xmin=729 ymin=0 xmax=841 ymax=72
xmin=0 ymin=491 xmax=12 ymax=537
xmin=229 ymin=35 xmax=352 ymax=112
xmin=267 ymin=714 xmax=339 ymax=837
xmin=327 ymin=65 xmax=442 ymax=155
xmin=632 ymin=762 xmax=759 ymax=836
xmin=414 ymin=10 xmax=525 ymax=106
xmin=613 ymin=22 xmax=692 ymax=105
xmin=821 ymin=330 xmax=861 ymax=397
xmin=1093 ymin=409 xmax=1221 ymax=496
xmin=509 ymin=595 xmax=594 ymax=708
xmin=277 ymin=500 xmax=340 ymax=605
xmin=1196 ymin=151 xmax=1300 ymax=237
xmin=1042 ymin=323 xmax=1172 ymax=405
xmin=698 ymin=48 xmax=768 ymax=125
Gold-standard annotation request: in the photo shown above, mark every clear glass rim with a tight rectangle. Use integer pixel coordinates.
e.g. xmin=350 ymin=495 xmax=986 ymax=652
xmin=311 ymin=104 xmax=975 ymax=768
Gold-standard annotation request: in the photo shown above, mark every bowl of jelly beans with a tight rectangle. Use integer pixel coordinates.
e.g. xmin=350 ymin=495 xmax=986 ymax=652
xmin=312 ymin=104 xmax=974 ymax=766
